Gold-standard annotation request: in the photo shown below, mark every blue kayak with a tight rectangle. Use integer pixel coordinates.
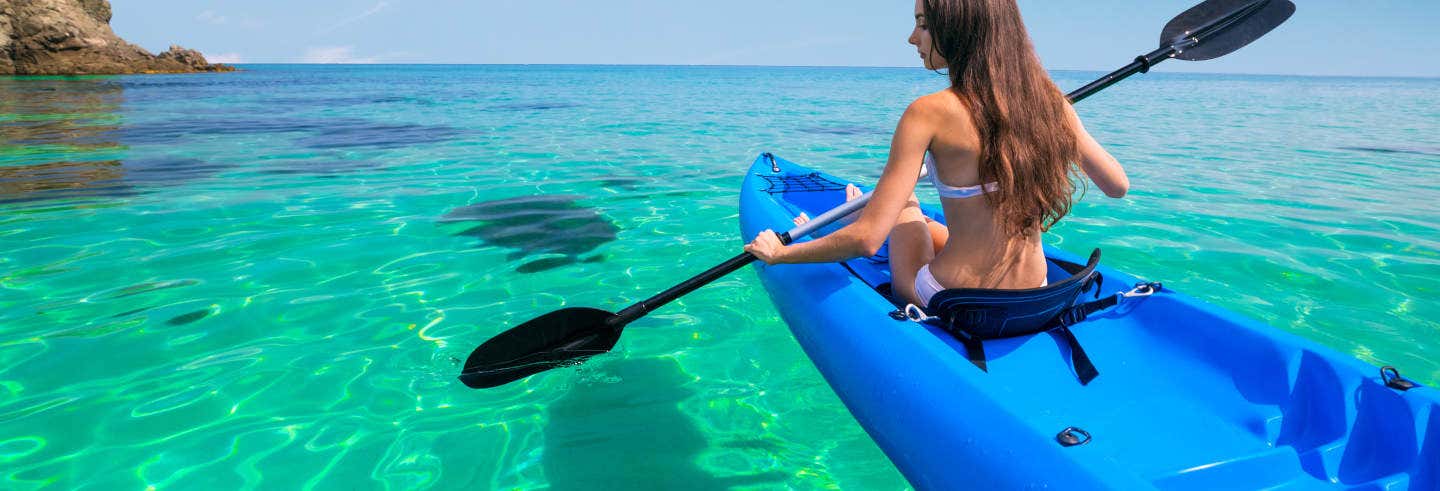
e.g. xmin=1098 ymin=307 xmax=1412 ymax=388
xmin=738 ymin=153 xmax=1440 ymax=490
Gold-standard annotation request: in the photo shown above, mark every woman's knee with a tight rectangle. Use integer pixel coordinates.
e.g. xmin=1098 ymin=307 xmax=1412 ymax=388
xmin=896 ymin=200 xmax=927 ymax=225
xmin=927 ymin=220 xmax=948 ymax=253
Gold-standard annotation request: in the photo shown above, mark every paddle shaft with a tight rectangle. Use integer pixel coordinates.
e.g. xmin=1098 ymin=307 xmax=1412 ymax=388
xmin=609 ymin=192 xmax=875 ymax=327
xmin=1068 ymin=47 xmax=1174 ymax=103
xmin=607 ymin=0 xmax=1278 ymax=329
xmin=1069 ymin=0 xmax=1269 ymax=102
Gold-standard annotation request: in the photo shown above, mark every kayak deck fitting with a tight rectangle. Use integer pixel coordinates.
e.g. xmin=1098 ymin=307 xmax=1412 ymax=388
xmin=739 ymin=153 xmax=1440 ymax=490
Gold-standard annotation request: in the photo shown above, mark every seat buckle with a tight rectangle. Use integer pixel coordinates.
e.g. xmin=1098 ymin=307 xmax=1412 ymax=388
xmin=1123 ymin=282 xmax=1162 ymax=299
xmin=904 ymin=304 xmax=938 ymax=323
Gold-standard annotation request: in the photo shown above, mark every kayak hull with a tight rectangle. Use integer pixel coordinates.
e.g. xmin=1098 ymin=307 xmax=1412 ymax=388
xmin=738 ymin=153 xmax=1440 ymax=490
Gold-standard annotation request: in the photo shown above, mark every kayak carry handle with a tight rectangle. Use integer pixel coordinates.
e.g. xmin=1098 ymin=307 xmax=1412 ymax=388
xmin=1381 ymin=366 xmax=1418 ymax=391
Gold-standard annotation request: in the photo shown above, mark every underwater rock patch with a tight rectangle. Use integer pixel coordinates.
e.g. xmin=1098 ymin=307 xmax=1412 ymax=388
xmin=0 ymin=160 xmax=130 ymax=204
xmin=0 ymin=157 xmax=228 ymax=205
xmin=440 ymin=195 xmax=617 ymax=273
xmin=257 ymin=159 xmax=384 ymax=177
xmin=299 ymin=122 xmax=464 ymax=150
xmin=0 ymin=78 xmax=125 ymax=146
xmin=121 ymin=117 xmax=467 ymax=150
xmin=119 ymin=117 xmax=327 ymax=143
xmin=253 ymin=94 xmax=428 ymax=109
xmin=122 ymin=157 xmax=231 ymax=185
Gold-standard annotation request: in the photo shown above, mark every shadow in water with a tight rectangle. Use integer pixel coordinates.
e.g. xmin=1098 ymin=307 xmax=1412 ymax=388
xmin=542 ymin=357 xmax=787 ymax=490
xmin=166 ymin=308 xmax=212 ymax=326
xmin=797 ymin=125 xmax=887 ymax=136
xmin=1339 ymin=146 xmax=1440 ymax=158
xmin=597 ymin=176 xmax=650 ymax=191
xmin=489 ymin=102 xmax=582 ymax=112
xmin=440 ymin=195 xmax=617 ymax=273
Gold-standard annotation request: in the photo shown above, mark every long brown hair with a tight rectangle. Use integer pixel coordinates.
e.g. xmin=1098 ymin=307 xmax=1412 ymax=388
xmin=922 ymin=0 xmax=1079 ymax=236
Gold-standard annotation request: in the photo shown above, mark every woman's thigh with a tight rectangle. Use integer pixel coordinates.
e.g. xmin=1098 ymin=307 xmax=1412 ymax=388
xmin=888 ymin=203 xmax=938 ymax=305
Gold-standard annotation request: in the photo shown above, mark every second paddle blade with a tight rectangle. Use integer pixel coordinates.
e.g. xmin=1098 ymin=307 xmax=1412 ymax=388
xmin=459 ymin=307 xmax=622 ymax=389
xmin=1162 ymin=0 xmax=1296 ymax=61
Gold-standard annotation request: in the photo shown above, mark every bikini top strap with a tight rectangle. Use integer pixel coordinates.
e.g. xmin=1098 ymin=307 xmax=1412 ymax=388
xmin=924 ymin=152 xmax=998 ymax=200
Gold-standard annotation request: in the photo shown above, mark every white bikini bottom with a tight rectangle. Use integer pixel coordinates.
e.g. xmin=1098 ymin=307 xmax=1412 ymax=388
xmin=913 ymin=265 xmax=1047 ymax=306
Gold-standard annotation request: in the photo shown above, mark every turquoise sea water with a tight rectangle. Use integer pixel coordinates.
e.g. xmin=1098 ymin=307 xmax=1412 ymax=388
xmin=1 ymin=65 xmax=1437 ymax=489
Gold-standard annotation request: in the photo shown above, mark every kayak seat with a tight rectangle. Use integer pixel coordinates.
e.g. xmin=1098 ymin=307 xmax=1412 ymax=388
xmin=1416 ymin=406 xmax=1440 ymax=490
xmin=918 ymin=249 xmax=1133 ymax=385
xmin=1277 ymin=351 xmax=1350 ymax=459
xmin=1336 ymin=381 xmax=1420 ymax=484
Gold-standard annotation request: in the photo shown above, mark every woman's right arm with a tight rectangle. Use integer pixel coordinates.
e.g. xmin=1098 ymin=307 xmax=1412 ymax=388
xmin=1067 ymin=105 xmax=1129 ymax=198
xmin=745 ymin=97 xmax=938 ymax=264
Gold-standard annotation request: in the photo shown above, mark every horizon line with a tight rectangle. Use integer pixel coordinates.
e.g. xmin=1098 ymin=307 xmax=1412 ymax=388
xmin=217 ymin=63 xmax=1440 ymax=80
xmin=210 ymin=63 xmax=1440 ymax=80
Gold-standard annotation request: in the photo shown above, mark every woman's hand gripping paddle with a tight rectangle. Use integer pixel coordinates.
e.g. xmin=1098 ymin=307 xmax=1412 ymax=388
xmin=458 ymin=0 xmax=1295 ymax=389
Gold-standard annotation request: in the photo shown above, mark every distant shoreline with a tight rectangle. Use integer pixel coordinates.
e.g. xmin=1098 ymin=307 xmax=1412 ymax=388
xmin=185 ymin=64 xmax=1440 ymax=81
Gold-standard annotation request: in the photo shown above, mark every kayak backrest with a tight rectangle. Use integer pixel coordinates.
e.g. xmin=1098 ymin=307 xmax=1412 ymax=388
xmin=926 ymin=249 xmax=1103 ymax=341
xmin=924 ymin=249 xmax=1110 ymax=384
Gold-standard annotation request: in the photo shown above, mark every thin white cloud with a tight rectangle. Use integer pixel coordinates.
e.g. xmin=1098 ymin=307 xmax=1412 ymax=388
xmin=316 ymin=2 xmax=390 ymax=36
xmin=204 ymin=52 xmax=244 ymax=64
xmin=197 ymin=10 xmax=266 ymax=29
xmin=302 ymin=46 xmax=379 ymax=64
xmin=196 ymin=10 xmax=228 ymax=25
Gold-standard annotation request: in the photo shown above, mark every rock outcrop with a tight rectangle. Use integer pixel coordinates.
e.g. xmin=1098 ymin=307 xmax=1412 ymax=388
xmin=1 ymin=3 xmax=14 ymax=74
xmin=0 ymin=0 xmax=233 ymax=75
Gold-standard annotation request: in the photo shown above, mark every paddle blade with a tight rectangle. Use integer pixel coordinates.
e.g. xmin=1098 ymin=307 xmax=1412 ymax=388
xmin=459 ymin=307 xmax=622 ymax=389
xmin=1162 ymin=0 xmax=1295 ymax=61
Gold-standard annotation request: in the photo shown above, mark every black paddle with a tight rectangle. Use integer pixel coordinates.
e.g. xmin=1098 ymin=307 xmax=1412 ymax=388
xmin=458 ymin=0 xmax=1296 ymax=389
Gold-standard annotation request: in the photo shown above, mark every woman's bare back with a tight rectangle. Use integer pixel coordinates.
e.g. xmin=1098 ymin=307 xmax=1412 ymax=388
xmin=921 ymin=90 xmax=1049 ymax=290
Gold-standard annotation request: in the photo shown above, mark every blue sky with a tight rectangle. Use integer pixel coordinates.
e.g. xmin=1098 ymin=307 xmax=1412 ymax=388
xmin=112 ymin=1 xmax=1440 ymax=77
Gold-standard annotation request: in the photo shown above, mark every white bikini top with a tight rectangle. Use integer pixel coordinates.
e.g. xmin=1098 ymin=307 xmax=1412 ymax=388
xmin=924 ymin=153 xmax=998 ymax=199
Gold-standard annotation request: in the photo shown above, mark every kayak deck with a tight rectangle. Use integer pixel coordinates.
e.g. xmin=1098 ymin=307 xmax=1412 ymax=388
xmin=739 ymin=154 xmax=1439 ymax=490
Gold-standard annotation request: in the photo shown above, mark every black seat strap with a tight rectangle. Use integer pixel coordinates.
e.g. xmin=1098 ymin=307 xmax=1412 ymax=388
xmin=1055 ymin=295 xmax=1119 ymax=328
xmin=960 ymin=336 xmax=988 ymax=373
xmin=1050 ymin=326 xmax=1099 ymax=385
xmin=957 ymin=290 xmax=1116 ymax=384
xmin=1044 ymin=292 xmax=1118 ymax=385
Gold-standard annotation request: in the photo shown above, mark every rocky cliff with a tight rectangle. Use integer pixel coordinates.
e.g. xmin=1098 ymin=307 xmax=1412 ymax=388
xmin=0 ymin=0 xmax=233 ymax=75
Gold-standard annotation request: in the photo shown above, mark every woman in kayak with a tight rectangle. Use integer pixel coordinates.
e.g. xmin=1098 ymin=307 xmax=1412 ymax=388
xmin=745 ymin=0 xmax=1129 ymax=306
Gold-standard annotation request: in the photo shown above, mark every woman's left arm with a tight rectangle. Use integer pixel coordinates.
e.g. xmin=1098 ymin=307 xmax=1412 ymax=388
xmin=1067 ymin=104 xmax=1130 ymax=198
xmin=746 ymin=98 xmax=938 ymax=264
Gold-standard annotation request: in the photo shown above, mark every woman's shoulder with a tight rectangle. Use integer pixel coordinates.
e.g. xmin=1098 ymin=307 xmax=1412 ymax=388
xmin=907 ymin=89 xmax=970 ymax=120
xmin=905 ymin=90 xmax=975 ymax=141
